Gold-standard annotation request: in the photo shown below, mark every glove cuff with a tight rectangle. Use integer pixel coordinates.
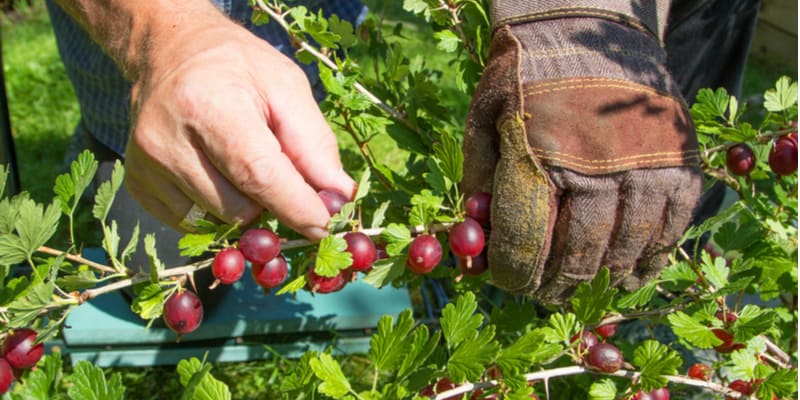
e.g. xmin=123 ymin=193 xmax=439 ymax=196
xmin=490 ymin=0 xmax=671 ymax=42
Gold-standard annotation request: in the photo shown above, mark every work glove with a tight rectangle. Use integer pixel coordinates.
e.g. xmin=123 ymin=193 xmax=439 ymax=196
xmin=462 ymin=1 xmax=703 ymax=304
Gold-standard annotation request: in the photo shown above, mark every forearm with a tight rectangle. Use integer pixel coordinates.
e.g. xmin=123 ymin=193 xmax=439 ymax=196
xmin=53 ymin=0 xmax=226 ymax=81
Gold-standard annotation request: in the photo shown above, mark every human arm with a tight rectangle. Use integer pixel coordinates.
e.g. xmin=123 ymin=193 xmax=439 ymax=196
xmin=53 ymin=0 xmax=356 ymax=240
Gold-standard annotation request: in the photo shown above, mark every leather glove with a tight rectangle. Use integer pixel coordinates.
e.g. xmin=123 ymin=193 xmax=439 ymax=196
xmin=462 ymin=1 xmax=703 ymax=304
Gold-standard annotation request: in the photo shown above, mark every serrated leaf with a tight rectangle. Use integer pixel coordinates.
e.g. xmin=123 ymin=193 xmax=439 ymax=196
xmin=56 ymin=270 xmax=99 ymax=291
xmin=758 ymin=368 xmax=797 ymax=399
xmin=570 ymin=267 xmax=617 ymax=323
xmin=764 ymin=76 xmax=798 ymax=112
xmin=434 ymin=30 xmax=460 ymax=52
xmin=714 ymin=218 xmax=763 ymax=251
xmin=354 ymin=168 xmax=372 ymax=202
xmin=588 ymin=379 xmax=617 ymax=400
xmin=432 ymin=133 xmax=463 ymax=184
xmin=280 ymin=350 xmax=319 ymax=392
xmin=178 ymin=233 xmax=217 ymax=257
xmin=67 ymin=361 xmax=125 ymax=400
xmin=177 ymin=357 xmax=232 ymax=400
xmin=310 ymin=353 xmax=352 ymax=398
xmin=12 ymin=353 xmax=62 ymax=399
xmin=409 ymin=190 xmax=443 ymax=227
xmin=7 ymin=278 xmax=54 ymax=328
xmin=0 ymin=233 xmax=27 ymax=265
xmin=700 ymin=252 xmax=729 ymax=290
xmin=546 ymin=312 xmax=579 ymax=343
xmin=328 ymin=202 xmax=356 ymax=233
xmin=667 ymin=311 xmax=721 ymax=348
xmin=275 ymin=275 xmax=307 ymax=295
xmin=398 ymin=326 xmax=440 ymax=379
xmin=361 ymin=256 xmax=405 ymax=288
xmin=441 ymin=292 xmax=483 ymax=347
xmin=92 ymin=160 xmax=124 ymax=222
xmin=632 ymin=340 xmax=682 ymax=391
xmin=370 ymin=201 xmax=390 ymax=229
xmin=403 ymin=0 xmax=429 ymax=14
xmin=727 ymin=347 xmax=760 ymax=380
xmin=120 ymin=222 xmax=139 ymax=265
xmin=448 ymin=325 xmax=499 ymax=383
xmin=144 ymin=234 xmax=164 ymax=282
xmin=315 ymin=235 xmax=352 ymax=277
xmin=15 ymin=199 xmax=61 ymax=259
xmin=496 ymin=329 xmax=547 ymax=377
xmin=733 ymin=305 xmax=773 ymax=342
xmin=369 ymin=309 xmax=414 ymax=371
xmin=381 ymin=223 xmax=412 ymax=256
xmin=0 ymin=165 xmax=6 ymax=198
xmin=616 ymin=280 xmax=657 ymax=309
xmin=130 ymin=283 xmax=165 ymax=320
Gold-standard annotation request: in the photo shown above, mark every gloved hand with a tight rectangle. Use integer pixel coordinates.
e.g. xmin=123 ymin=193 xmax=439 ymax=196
xmin=462 ymin=2 xmax=703 ymax=304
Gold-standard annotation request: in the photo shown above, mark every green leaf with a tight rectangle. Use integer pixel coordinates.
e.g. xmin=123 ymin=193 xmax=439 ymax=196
xmin=570 ymin=267 xmax=617 ymax=324
xmin=763 ymin=76 xmax=798 ymax=112
xmin=120 ymin=222 xmax=139 ymax=266
xmin=67 ymin=360 xmax=125 ymax=400
xmin=692 ymin=87 xmax=729 ymax=120
xmin=403 ymin=0 xmax=429 ymax=15
xmin=275 ymin=275 xmax=307 ymax=295
xmin=328 ymin=202 xmax=356 ymax=232
xmin=369 ymin=309 xmax=415 ymax=371
xmin=370 ymin=201 xmax=390 ymax=229
xmin=176 ymin=357 xmax=232 ymax=400
xmin=328 ymin=14 xmax=357 ymax=48
xmin=758 ymin=368 xmax=798 ymax=399
xmin=714 ymin=218 xmax=763 ymax=251
xmin=54 ymin=150 xmax=98 ymax=217
xmin=727 ymin=347 xmax=760 ymax=380
xmin=315 ymin=235 xmax=352 ymax=277
xmin=700 ymin=251 xmax=729 ymax=290
xmin=144 ymin=234 xmax=165 ymax=282
xmin=280 ymin=350 xmax=319 ymax=393
xmin=12 ymin=353 xmax=62 ymax=399
xmin=544 ymin=312 xmax=579 ymax=344
xmin=409 ymin=189 xmax=443 ymax=227
xmin=354 ymin=168 xmax=372 ymax=203
xmin=441 ymin=292 xmax=483 ymax=348
xmin=447 ymin=325 xmax=499 ymax=383
xmin=588 ymin=379 xmax=617 ymax=400
xmin=432 ymin=133 xmax=463 ymax=184
xmin=667 ymin=311 xmax=721 ymax=348
xmin=434 ymin=30 xmax=460 ymax=52
xmin=361 ymin=256 xmax=406 ymax=288
xmin=310 ymin=353 xmax=352 ymax=398
xmin=398 ymin=326 xmax=440 ymax=379
xmin=0 ymin=233 xmax=27 ymax=265
xmin=380 ymin=223 xmax=412 ymax=256
xmin=92 ymin=160 xmax=124 ymax=222
xmin=616 ymin=280 xmax=657 ymax=309
xmin=130 ymin=283 xmax=165 ymax=321
xmin=659 ymin=261 xmax=698 ymax=291
xmin=15 ymin=198 xmax=61 ymax=259
xmin=632 ymin=340 xmax=682 ymax=391
xmin=496 ymin=329 xmax=548 ymax=377
xmin=7 ymin=278 xmax=54 ymax=328
xmin=733 ymin=305 xmax=773 ymax=343
xmin=179 ymin=233 xmax=217 ymax=257
xmin=0 ymin=164 xmax=6 ymax=198
xmin=57 ymin=270 xmax=100 ymax=291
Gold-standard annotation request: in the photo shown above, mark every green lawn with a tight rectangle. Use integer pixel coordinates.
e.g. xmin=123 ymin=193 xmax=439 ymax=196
xmin=1 ymin=1 xmax=797 ymax=398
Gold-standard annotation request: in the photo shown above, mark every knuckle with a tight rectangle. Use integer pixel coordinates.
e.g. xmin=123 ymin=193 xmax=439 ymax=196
xmin=231 ymin=155 xmax=277 ymax=199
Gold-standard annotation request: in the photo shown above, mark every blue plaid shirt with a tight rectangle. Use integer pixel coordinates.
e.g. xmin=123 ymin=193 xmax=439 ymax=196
xmin=45 ymin=0 xmax=365 ymax=156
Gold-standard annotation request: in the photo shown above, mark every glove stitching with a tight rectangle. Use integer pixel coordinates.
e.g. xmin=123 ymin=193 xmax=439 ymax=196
xmin=523 ymin=77 xmax=687 ymax=107
xmin=533 ymin=152 xmax=700 ymax=171
xmin=495 ymin=8 xmax=656 ymax=40
xmin=525 ymin=47 xmax=663 ymax=64
xmin=533 ymin=149 xmax=699 ymax=164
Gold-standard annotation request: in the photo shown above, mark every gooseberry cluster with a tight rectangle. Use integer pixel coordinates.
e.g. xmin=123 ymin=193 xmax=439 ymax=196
xmin=0 ymin=328 xmax=45 ymax=394
xmin=725 ymin=129 xmax=797 ymax=177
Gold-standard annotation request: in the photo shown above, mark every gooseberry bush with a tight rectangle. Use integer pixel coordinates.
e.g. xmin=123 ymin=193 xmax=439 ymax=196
xmin=0 ymin=1 xmax=796 ymax=398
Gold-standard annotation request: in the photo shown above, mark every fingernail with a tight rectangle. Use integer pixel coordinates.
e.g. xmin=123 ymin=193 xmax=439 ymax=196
xmin=306 ymin=226 xmax=329 ymax=241
xmin=335 ymin=169 xmax=357 ymax=198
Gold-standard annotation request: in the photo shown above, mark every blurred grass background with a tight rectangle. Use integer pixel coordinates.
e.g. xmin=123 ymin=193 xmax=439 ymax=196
xmin=1 ymin=1 xmax=797 ymax=397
